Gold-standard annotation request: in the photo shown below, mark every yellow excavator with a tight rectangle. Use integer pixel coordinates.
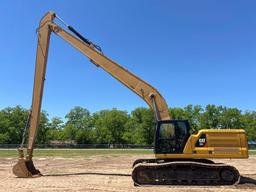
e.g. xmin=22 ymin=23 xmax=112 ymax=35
xmin=13 ymin=11 xmax=248 ymax=186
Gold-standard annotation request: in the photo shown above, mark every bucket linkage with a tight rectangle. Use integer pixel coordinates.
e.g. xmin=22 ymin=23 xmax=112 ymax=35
xmin=12 ymin=110 xmax=42 ymax=178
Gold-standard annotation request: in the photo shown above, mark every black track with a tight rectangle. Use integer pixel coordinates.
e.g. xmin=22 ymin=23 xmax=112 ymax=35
xmin=132 ymin=160 xmax=240 ymax=186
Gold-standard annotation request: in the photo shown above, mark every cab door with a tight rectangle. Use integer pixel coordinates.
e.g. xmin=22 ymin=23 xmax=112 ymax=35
xmin=155 ymin=120 xmax=190 ymax=154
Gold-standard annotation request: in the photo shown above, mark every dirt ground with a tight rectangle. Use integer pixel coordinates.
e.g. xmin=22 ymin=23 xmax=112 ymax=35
xmin=0 ymin=155 xmax=256 ymax=192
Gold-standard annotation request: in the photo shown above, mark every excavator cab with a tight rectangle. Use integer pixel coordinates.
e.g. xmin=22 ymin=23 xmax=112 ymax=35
xmin=155 ymin=120 xmax=190 ymax=154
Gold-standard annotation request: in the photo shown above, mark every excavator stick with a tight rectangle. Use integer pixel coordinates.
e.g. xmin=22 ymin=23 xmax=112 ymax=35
xmin=12 ymin=149 xmax=41 ymax=178
xmin=13 ymin=11 xmax=171 ymax=178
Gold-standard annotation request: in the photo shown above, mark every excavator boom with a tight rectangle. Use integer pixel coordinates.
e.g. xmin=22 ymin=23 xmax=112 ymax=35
xmin=13 ymin=11 xmax=170 ymax=177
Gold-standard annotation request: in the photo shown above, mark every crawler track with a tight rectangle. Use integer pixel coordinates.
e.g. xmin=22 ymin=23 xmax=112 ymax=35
xmin=132 ymin=160 xmax=240 ymax=186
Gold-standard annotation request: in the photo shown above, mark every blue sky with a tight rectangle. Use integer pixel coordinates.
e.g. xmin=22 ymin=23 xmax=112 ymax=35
xmin=0 ymin=1 xmax=256 ymax=118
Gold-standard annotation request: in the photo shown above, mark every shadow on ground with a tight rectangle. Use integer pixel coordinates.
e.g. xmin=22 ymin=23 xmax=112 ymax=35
xmin=44 ymin=173 xmax=256 ymax=186
xmin=44 ymin=172 xmax=131 ymax=177
xmin=240 ymin=175 xmax=256 ymax=185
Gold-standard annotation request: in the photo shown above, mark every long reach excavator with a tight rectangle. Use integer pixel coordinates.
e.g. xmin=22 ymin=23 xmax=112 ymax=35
xmin=13 ymin=12 xmax=248 ymax=186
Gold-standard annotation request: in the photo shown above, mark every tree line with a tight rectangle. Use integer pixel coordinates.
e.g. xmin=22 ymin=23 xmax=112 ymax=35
xmin=0 ymin=105 xmax=255 ymax=145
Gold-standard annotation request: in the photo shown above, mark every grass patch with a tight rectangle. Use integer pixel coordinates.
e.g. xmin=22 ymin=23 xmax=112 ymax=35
xmin=0 ymin=148 xmax=153 ymax=158
xmin=0 ymin=149 xmax=255 ymax=158
xmin=250 ymin=150 xmax=256 ymax=155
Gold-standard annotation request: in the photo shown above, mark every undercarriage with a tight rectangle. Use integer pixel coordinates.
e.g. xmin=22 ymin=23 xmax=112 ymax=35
xmin=132 ymin=159 xmax=240 ymax=186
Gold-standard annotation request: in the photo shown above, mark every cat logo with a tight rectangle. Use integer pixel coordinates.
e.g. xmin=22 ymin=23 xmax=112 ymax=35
xmin=199 ymin=138 xmax=206 ymax=146
xmin=196 ymin=134 xmax=207 ymax=147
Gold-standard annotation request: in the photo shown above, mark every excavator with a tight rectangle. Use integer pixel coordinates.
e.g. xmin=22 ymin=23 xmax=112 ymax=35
xmin=13 ymin=11 xmax=248 ymax=186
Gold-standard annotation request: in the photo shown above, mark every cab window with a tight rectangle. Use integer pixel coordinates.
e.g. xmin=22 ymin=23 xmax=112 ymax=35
xmin=159 ymin=123 xmax=175 ymax=139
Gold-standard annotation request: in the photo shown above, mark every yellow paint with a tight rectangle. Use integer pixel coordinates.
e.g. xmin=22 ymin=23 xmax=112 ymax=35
xmin=156 ymin=129 xmax=248 ymax=159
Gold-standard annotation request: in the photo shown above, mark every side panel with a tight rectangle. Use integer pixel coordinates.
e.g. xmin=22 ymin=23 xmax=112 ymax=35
xmin=156 ymin=129 xmax=248 ymax=159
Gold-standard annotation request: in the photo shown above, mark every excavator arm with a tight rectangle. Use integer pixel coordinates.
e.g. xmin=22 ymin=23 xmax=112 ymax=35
xmin=13 ymin=11 xmax=170 ymax=177
xmin=49 ymin=21 xmax=170 ymax=121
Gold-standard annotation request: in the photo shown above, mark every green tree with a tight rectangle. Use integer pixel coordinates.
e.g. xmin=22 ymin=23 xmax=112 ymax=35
xmin=169 ymin=107 xmax=187 ymax=120
xmin=241 ymin=111 xmax=256 ymax=141
xmin=122 ymin=117 xmax=138 ymax=144
xmin=0 ymin=104 xmax=255 ymax=145
xmin=129 ymin=107 xmax=154 ymax=145
xmin=93 ymin=109 xmax=129 ymax=144
xmin=220 ymin=107 xmax=242 ymax=129
xmin=169 ymin=105 xmax=202 ymax=131
xmin=184 ymin=104 xmax=202 ymax=131
xmin=0 ymin=106 xmax=28 ymax=144
xmin=0 ymin=106 xmax=50 ymax=144
xmin=63 ymin=124 xmax=77 ymax=141
xmin=0 ymin=133 xmax=9 ymax=144
xmin=64 ymin=106 xmax=93 ymax=143
xmin=46 ymin=117 xmax=64 ymax=141
xmin=200 ymin=105 xmax=222 ymax=128
xmin=49 ymin=117 xmax=64 ymax=130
